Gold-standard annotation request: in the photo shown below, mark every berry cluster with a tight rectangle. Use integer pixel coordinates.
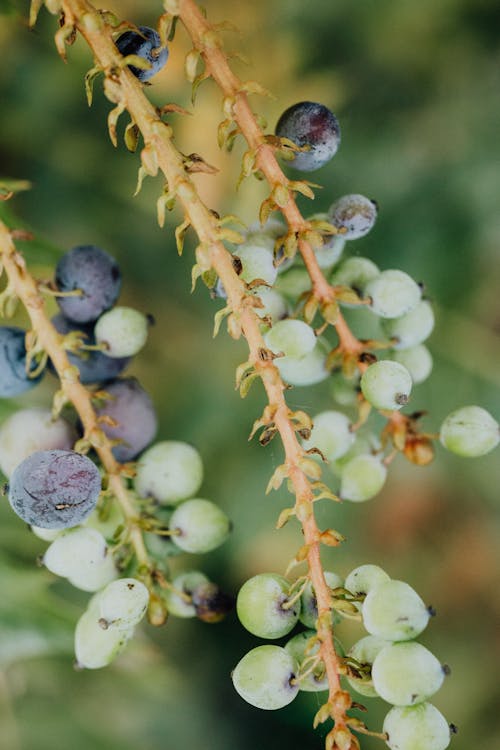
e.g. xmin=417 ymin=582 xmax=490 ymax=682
xmin=0 ymin=240 xmax=232 ymax=670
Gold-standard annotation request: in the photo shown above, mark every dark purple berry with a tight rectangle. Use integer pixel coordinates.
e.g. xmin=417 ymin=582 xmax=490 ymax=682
xmin=8 ymin=449 xmax=101 ymax=529
xmin=55 ymin=245 xmax=121 ymax=324
xmin=275 ymin=101 xmax=341 ymax=172
xmin=115 ymin=26 xmax=169 ymax=82
xmin=94 ymin=378 xmax=157 ymax=462
xmin=50 ymin=314 xmax=130 ymax=385
xmin=0 ymin=326 xmax=44 ymax=398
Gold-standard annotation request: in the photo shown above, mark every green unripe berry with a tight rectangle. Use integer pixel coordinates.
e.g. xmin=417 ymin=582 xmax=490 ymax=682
xmin=392 ymin=345 xmax=433 ymax=385
xmin=345 ymin=564 xmax=391 ymax=610
xmin=169 ymin=498 xmax=231 ymax=554
xmin=439 ymin=405 xmax=499 ymax=458
xmin=302 ymin=411 xmax=354 ymax=461
xmin=75 ymin=603 xmax=132 ymax=669
xmin=340 ymin=454 xmax=387 ymax=502
xmin=232 ymin=645 xmax=299 ymax=710
xmin=383 ymin=703 xmax=451 ymax=750
xmin=274 ymin=268 xmax=312 ymax=300
xmin=97 ymin=578 xmax=149 ymax=631
xmin=236 ymin=573 xmax=300 ymax=639
xmin=164 ymin=571 xmax=209 ymax=618
xmin=284 ymin=630 xmax=327 ymax=692
xmin=346 ymin=635 xmax=390 ymax=698
xmin=362 ymin=580 xmax=430 ymax=641
xmin=331 ymin=256 xmax=380 ymax=294
xmin=361 ymin=360 xmax=412 ymax=411
xmin=372 ymin=641 xmax=446 ymax=706
xmin=276 ymin=340 xmax=329 ymax=386
xmin=365 ymin=270 xmax=421 ymax=319
xmin=235 ymin=243 xmax=278 ymax=286
xmin=381 ymin=300 xmax=434 ymax=351
xmin=299 ymin=571 xmax=343 ymax=628
xmin=95 ymin=306 xmax=149 ymax=358
xmin=264 ymin=319 xmax=316 ymax=358
xmin=134 ymin=441 xmax=203 ymax=505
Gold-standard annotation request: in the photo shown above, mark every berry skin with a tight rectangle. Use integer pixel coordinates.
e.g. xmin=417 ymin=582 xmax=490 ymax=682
xmin=236 ymin=573 xmax=300 ymax=639
xmin=235 ymin=242 xmax=278 ymax=287
xmin=75 ymin=597 xmax=133 ymax=669
xmin=301 ymin=410 xmax=354 ymax=461
xmin=345 ymin=564 xmax=391 ymax=609
xmin=8 ymin=449 xmax=101 ymax=529
xmin=43 ymin=527 xmax=117 ymax=591
xmin=381 ymin=300 xmax=435 ymax=350
xmin=361 ymin=360 xmax=413 ymax=411
xmin=365 ymin=270 xmax=422 ymax=319
xmin=232 ymin=645 xmax=299 ymax=710
xmin=275 ymin=102 xmax=341 ymax=172
xmin=0 ymin=407 xmax=75 ymax=478
xmin=439 ymin=405 xmax=499 ymax=458
xmin=284 ymin=630 xmax=327 ymax=692
xmin=55 ymin=245 xmax=121 ymax=324
xmin=346 ymin=635 xmax=390 ymax=698
xmin=0 ymin=326 xmax=44 ymax=397
xmin=51 ymin=314 xmax=131 ymax=384
xmin=264 ymin=319 xmax=316 ymax=358
xmin=329 ymin=194 xmax=378 ymax=240
xmin=339 ymin=454 xmax=387 ymax=502
xmin=362 ymin=580 xmax=431 ymax=641
xmin=169 ymin=498 xmax=231 ymax=554
xmin=276 ymin=340 xmax=329 ymax=387
xmin=115 ymin=26 xmax=169 ymax=82
xmin=97 ymin=578 xmax=149 ymax=630
xmin=134 ymin=441 xmax=203 ymax=505
xmin=299 ymin=571 xmax=343 ymax=628
xmin=164 ymin=571 xmax=209 ymax=618
xmin=94 ymin=306 xmax=149 ymax=358
xmin=383 ymin=703 xmax=451 ymax=750
xmin=392 ymin=345 xmax=433 ymax=385
xmin=274 ymin=268 xmax=312 ymax=301
xmin=94 ymin=378 xmax=157 ymax=462
xmin=372 ymin=641 xmax=446 ymax=706
xmin=331 ymin=256 xmax=380 ymax=295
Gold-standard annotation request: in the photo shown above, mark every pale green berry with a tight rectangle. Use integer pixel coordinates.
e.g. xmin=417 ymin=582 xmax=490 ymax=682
xmin=235 ymin=243 xmax=278 ymax=286
xmin=0 ymin=408 xmax=76 ymax=478
xmin=362 ymin=580 xmax=430 ymax=641
xmin=164 ymin=571 xmax=209 ymax=618
xmin=75 ymin=605 xmax=132 ymax=669
xmin=236 ymin=573 xmax=300 ymax=639
xmin=340 ymin=454 xmax=387 ymax=502
xmin=382 ymin=301 xmax=435 ymax=350
xmin=329 ymin=194 xmax=378 ymax=240
xmin=392 ymin=346 xmax=433 ymax=385
xmin=31 ymin=526 xmax=62 ymax=542
xmin=276 ymin=340 xmax=329 ymax=386
xmin=346 ymin=635 xmax=390 ymax=697
xmin=232 ymin=645 xmax=299 ymax=710
xmin=361 ymin=360 xmax=412 ymax=411
xmin=169 ymin=498 xmax=230 ymax=554
xmin=439 ymin=405 xmax=499 ymax=458
xmin=331 ymin=256 xmax=380 ymax=294
xmin=43 ymin=527 xmax=117 ymax=592
xmin=302 ymin=411 xmax=354 ymax=461
xmin=284 ymin=630 xmax=327 ymax=692
xmin=365 ymin=270 xmax=421 ymax=319
xmin=95 ymin=306 xmax=149 ymax=358
xmin=345 ymin=564 xmax=391 ymax=610
xmin=134 ymin=441 xmax=203 ymax=505
xmin=253 ymin=287 xmax=289 ymax=324
xmin=299 ymin=571 xmax=343 ymax=628
xmin=372 ymin=642 xmax=446 ymax=706
xmin=84 ymin=501 xmax=125 ymax=541
xmin=330 ymin=432 xmax=382 ymax=476
xmin=330 ymin=370 xmax=360 ymax=407
xmin=274 ymin=268 xmax=312 ymax=300
xmin=383 ymin=703 xmax=451 ymax=750
xmin=264 ymin=319 xmax=316 ymax=358
xmin=98 ymin=578 xmax=149 ymax=630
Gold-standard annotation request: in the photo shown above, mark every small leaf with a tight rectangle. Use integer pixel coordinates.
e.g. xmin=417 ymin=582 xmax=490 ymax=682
xmin=54 ymin=22 xmax=76 ymax=63
xmin=321 ymin=300 xmax=340 ymax=326
xmin=266 ymin=463 xmax=289 ymax=494
xmin=319 ymin=528 xmax=345 ymax=547
xmin=295 ymin=543 xmax=310 ymax=562
xmin=84 ymin=65 xmax=103 ymax=107
xmin=120 ymin=54 xmax=152 ymax=73
xmin=303 ymin=294 xmax=319 ymax=325
xmin=29 ymin=0 xmax=43 ymax=27
xmin=141 ymin=145 xmax=159 ymax=176
xmin=107 ymin=101 xmax=126 ymax=147
xmin=271 ymin=184 xmax=290 ymax=208
xmin=185 ymin=48 xmax=201 ymax=82
xmin=213 ymin=306 xmax=230 ymax=338
xmin=124 ymin=121 xmax=140 ymax=152
xmin=298 ymin=456 xmax=322 ymax=480
xmin=226 ymin=313 xmax=242 ymax=340
xmin=239 ymin=370 xmax=259 ymax=398
xmin=134 ymin=166 xmax=148 ymax=196
xmin=175 ymin=219 xmax=191 ymax=255
xmin=288 ymin=180 xmax=315 ymax=200
xmin=276 ymin=507 xmax=295 ymax=530
xmin=295 ymin=501 xmax=312 ymax=523
xmin=240 ymin=80 xmax=275 ymax=99
xmin=313 ymin=703 xmax=331 ymax=729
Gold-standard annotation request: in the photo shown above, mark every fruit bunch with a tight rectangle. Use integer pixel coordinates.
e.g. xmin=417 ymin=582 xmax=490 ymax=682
xmin=0 ymin=234 xmax=232 ymax=669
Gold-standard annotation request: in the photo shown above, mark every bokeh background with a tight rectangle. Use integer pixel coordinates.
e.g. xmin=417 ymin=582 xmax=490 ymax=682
xmin=0 ymin=0 xmax=499 ymax=748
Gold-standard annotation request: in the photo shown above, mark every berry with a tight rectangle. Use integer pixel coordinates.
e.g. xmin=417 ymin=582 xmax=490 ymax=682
xmin=0 ymin=326 xmax=44 ymax=397
xmin=115 ymin=26 xmax=169 ymax=82
xmin=232 ymin=645 xmax=299 ymax=710
xmin=94 ymin=378 xmax=157 ymax=462
xmin=329 ymin=194 xmax=378 ymax=240
xmin=275 ymin=102 xmax=341 ymax=172
xmin=43 ymin=527 xmax=117 ymax=591
xmin=301 ymin=410 xmax=354 ymax=461
xmin=331 ymin=256 xmax=380 ymax=294
xmin=383 ymin=703 xmax=451 ymax=750
xmin=276 ymin=340 xmax=329 ymax=386
xmin=94 ymin=306 xmax=149 ymax=358
xmin=345 ymin=564 xmax=391 ymax=604
xmin=381 ymin=300 xmax=435 ymax=350
xmin=97 ymin=578 xmax=149 ymax=630
xmin=84 ymin=501 xmax=125 ymax=541
xmin=346 ymin=635 xmax=390 ymax=698
xmin=55 ymin=245 xmax=121 ymax=324
xmin=235 ymin=242 xmax=278 ymax=287
xmin=0 ymin=407 xmax=75 ymax=478
xmin=362 ymin=580 xmax=430 ymax=641
xmin=274 ymin=268 xmax=312 ymax=301
xmin=439 ymin=405 xmax=499 ymax=458
xmin=372 ymin=641 xmax=446 ymax=706
xmin=134 ymin=440 xmax=203 ymax=505
xmin=361 ymin=360 xmax=412 ymax=411
xmin=253 ymin=287 xmax=289 ymax=325
xmin=236 ymin=573 xmax=300 ymax=639
xmin=169 ymin=498 xmax=231 ymax=554
xmin=8 ymin=449 xmax=101 ymax=529
xmin=75 ymin=600 xmax=133 ymax=669
xmin=339 ymin=454 xmax=387 ymax=502
xmin=164 ymin=571 xmax=209 ymax=618
xmin=392 ymin=345 xmax=433 ymax=385
xmin=264 ymin=319 xmax=316 ymax=358
xmin=299 ymin=571 xmax=343 ymax=628
xmin=365 ymin=270 xmax=422 ymax=319
xmin=284 ymin=630 xmax=327 ymax=692
xmin=51 ymin=314 xmax=130 ymax=384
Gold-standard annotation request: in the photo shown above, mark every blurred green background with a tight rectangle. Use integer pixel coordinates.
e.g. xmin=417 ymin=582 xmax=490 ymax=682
xmin=0 ymin=0 xmax=499 ymax=748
